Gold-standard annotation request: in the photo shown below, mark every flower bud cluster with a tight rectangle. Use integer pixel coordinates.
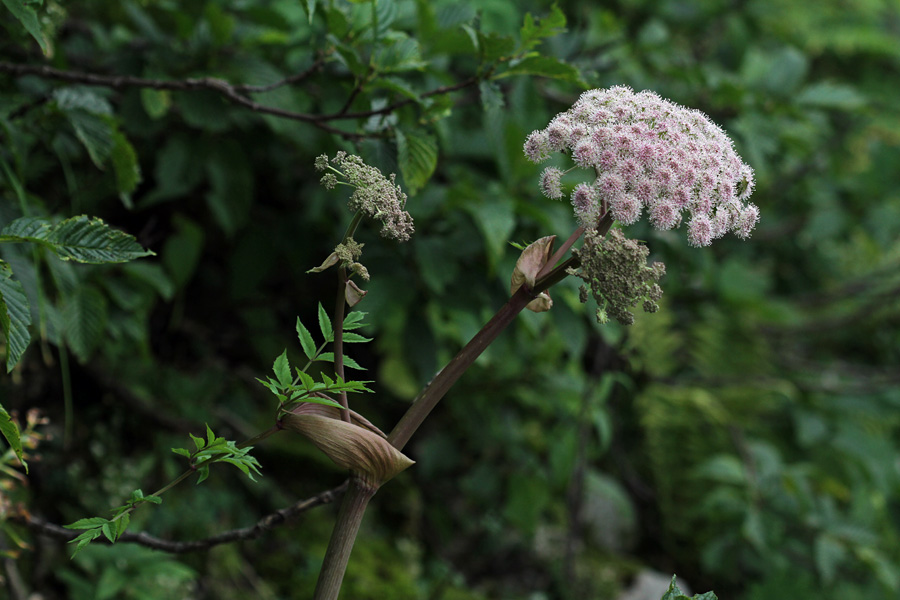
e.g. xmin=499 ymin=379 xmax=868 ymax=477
xmin=335 ymin=238 xmax=370 ymax=281
xmin=525 ymin=86 xmax=758 ymax=246
xmin=569 ymin=228 xmax=665 ymax=325
xmin=315 ymin=152 xmax=415 ymax=242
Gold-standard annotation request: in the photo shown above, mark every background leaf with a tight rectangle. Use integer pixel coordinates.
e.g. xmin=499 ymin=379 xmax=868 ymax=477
xmin=0 ymin=216 xmax=154 ymax=263
xmin=396 ymin=128 xmax=438 ymax=196
xmin=1 ymin=0 xmax=48 ymax=54
xmin=0 ymin=260 xmax=32 ymax=372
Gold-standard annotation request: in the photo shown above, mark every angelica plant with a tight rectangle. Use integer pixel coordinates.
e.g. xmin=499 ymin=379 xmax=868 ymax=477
xmin=309 ymin=87 xmax=758 ymax=599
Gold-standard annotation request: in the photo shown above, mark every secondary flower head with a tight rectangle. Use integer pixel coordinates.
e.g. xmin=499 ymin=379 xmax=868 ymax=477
xmin=569 ymin=228 xmax=665 ymax=325
xmin=316 ymin=152 xmax=415 ymax=242
xmin=524 ymin=86 xmax=758 ymax=246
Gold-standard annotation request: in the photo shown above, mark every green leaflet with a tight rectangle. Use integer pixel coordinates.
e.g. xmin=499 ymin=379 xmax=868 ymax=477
xmin=0 ymin=215 xmax=154 ymax=263
xmin=0 ymin=260 xmax=32 ymax=372
xmin=661 ymin=576 xmax=718 ymax=600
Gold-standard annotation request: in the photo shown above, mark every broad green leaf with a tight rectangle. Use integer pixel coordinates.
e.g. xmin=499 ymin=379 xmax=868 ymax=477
xmin=65 ymin=111 xmax=115 ymax=168
xmin=463 ymin=187 xmax=515 ymax=273
xmin=371 ymin=76 xmax=421 ymax=102
xmin=301 ymin=0 xmax=316 ymax=24
xmin=375 ymin=35 xmax=427 ymax=73
xmin=140 ymin=88 xmax=171 ymax=119
xmin=110 ymin=131 xmax=142 ymax=206
xmin=0 ymin=404 xmax=26 ymax=472
xmin=176 ymin=90 xmax=231 ymax=132
xmin=0 ymin=216 xmax=154 ymax=263
xmin=0 ymin=260 xmax=32 ymax=372
xmin=1 ymin=0 xmax=49 ymax=54
xmin=122 ymin=262 xmax=175 ymax=301
xmin=296 ymin=317 xmax=317 ymax=360
xmin=478 ymin=31 xmax=516 ymax=61
xmin=497 ymin=56 xmax=587 ymax=86
xmin=273 ymin=350 xmax=292 ymax=388
xmin=396 ymin=128 xmax=438 ymax=196
xmin=54 ymin=87 xmax=113 ymax=116
xmin=318 ymin=302 xmax=333 ymax=342
xmin=204 ymin=2 xmax=235 ymax=45
xmin=797 ymin=82 xmax=867 ymax=110
xmin=62 ymin=285 xmax=108 ymax=362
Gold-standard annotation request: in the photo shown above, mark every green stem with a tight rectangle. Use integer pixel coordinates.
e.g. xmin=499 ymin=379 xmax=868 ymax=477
xmin=334 ymin=265 xmax=350 ymax=423
xmin=332 ymin=211 xmax=363 ymax=423
xmin=313 ymin=479 xmax=376 ymax=600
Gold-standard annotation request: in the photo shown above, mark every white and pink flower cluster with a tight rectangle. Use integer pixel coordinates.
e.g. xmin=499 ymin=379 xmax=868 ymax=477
xmin=524 ymin=86 xmax=758 ymax=247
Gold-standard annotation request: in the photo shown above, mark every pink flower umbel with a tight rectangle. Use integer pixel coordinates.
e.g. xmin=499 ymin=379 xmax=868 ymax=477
xmin=524 ymin=86 xmax=758 ymax=246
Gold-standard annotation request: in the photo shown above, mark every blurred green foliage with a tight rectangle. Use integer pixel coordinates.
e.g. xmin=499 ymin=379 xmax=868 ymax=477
xmin=1 ymin=0 xmax=899 ymax=599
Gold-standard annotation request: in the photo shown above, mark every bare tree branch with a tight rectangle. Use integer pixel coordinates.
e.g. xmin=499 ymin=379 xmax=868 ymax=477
xmin=0 ymin=61 xmax=358 ymax=138
xmin=15 ymin=481 xmax=347 ymax=554
xmin=0 ymin=61 xmax=485 ymax=137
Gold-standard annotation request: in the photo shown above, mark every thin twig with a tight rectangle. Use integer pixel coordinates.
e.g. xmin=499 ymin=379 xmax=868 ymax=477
xmin=328 ymin=76 xmax=481 ymax=121
xmin=15 ymin=482 xmax=347 ymax=554
xmin=232 ymin=52 xmax=330 ymax=94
